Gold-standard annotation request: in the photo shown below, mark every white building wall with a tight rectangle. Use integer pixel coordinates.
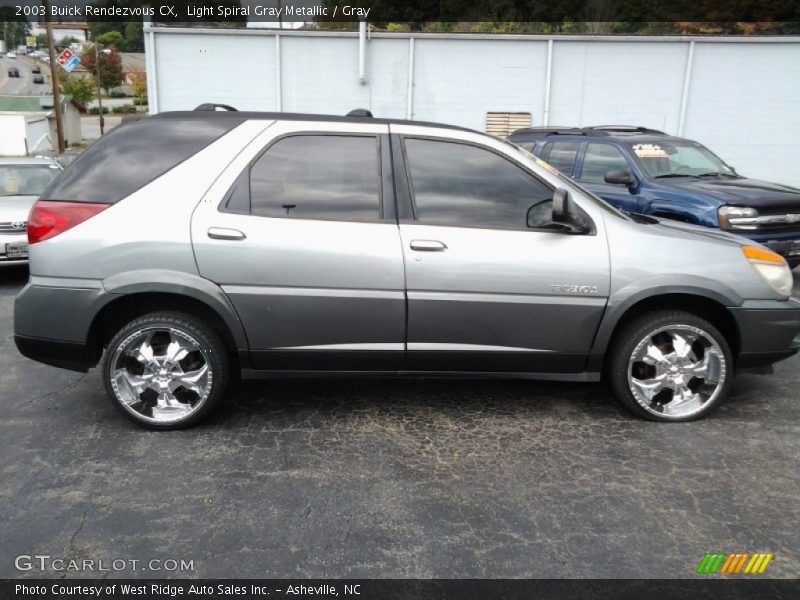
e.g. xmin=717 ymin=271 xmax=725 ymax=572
xmin=145 ymin=28 xmax=800 ymax=187
xmin=0 ymin=115 xmax=29 ymax=156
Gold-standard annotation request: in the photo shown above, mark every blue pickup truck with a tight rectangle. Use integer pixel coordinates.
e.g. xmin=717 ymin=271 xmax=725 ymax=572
xmin=507 ymin=126 xmax=800 ymax=268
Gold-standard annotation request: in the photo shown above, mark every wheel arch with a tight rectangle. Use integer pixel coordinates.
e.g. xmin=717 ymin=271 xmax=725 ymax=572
xmin=87 ymin=270 xmax=248 ymax=366
xmin=589 ymin=284 xmax=742 ymax=373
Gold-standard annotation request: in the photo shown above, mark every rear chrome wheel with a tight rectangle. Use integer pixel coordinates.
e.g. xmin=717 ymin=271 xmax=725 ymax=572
xmin=627 ymin=325 xmax=726 ymax=419
xmin=103 ymin=312 xmax=228 ymax=429
xmin=609 ymin=310 xmax=733 ymax=422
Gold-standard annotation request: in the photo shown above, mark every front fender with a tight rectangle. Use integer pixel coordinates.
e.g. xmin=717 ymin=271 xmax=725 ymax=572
xmin=587 ymin=275 xmax=743 ymax=371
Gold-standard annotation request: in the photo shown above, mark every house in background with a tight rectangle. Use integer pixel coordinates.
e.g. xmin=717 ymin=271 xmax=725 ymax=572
xmin=0 ymin=95 xmax=86 ymax=155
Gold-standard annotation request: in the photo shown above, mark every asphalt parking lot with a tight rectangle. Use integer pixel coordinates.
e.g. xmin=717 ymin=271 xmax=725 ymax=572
xmin=1 ymin=266 xmax=798 ymax=579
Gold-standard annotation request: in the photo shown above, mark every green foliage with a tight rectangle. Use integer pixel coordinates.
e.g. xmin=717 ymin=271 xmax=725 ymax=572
xmin=95 ymin=31 xmax=124 ymax=48
xmin=88 ymin=21 xmax=144 ymax=52
xmin=111 ymin=104 xmax=137 ymax=114
xmin=79 ymin=46 xmax=125 ymax=94
xmin=56 ymin=36 xmax=82 ymax=49
xmin=61 ymin=77 xmax=95 ymax=104
xmin=88 ymin=106 xmax=110 ymax=115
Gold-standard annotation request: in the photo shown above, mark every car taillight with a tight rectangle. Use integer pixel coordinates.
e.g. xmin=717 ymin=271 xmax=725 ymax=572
xmin=27 ymin=200 xmax=110 ymax=245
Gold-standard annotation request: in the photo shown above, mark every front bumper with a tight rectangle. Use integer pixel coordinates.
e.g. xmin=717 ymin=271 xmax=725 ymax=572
xmin=731 ymin=298 xmax=800 ymax=368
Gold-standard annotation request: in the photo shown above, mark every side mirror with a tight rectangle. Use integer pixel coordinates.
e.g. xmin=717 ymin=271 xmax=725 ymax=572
xmin=604 ymin=169 xmax=636 ymax=187
xmin=528 ymin=189 xmax=590 ymax=234
xmin=551 ymin=188 xmax=572 ymax=224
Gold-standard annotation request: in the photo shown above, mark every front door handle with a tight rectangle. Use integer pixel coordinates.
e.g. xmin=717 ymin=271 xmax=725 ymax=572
xmin=410 ymin=240 xmax=447 ymax=252
xmin=208 ymin=227 xmax=246 ymax=241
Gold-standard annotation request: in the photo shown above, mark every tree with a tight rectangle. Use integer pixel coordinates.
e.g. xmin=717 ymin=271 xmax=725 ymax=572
xmin=95 ymin=31 xmax=124 ymax=48
xmin=1 ymin=17 xmax=31 ymax=48
xmin=128 ymin=69 xmax=147 ymax=100
xmin=80 ymin=46 xmax=125 ymax=95
xmin=57 ymin=35 xmax=82 ymax=49
xmin=62 ymin=76 xmax=95 ymax=104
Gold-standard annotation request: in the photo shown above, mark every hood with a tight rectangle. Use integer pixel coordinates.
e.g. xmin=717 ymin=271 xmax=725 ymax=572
xmin=654 ymin=176 xmax=800 ymax=210
xmin=648 ymin=216 xmax=749 ymax=246
xmin=0 ymin=195 xmax=37 ymax=223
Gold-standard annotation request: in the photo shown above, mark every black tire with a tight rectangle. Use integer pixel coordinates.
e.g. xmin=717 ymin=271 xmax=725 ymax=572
xmin=607 ymin=310 xmax=733 ymax=422
xmin=102 ymin=311 xmax=229 ymax=430
xmin=788 ymin=258 xmax=799 ymax=271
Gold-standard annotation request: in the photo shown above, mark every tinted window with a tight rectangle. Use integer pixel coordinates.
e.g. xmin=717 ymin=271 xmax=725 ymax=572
xmin=405 ymin=139 xmax=553 ymax=230
xmin=43 ymin=117 xmax=242 ymax=204
xmin=250 ymin=135 xmax=380 ymax=221
xmin=578 ymin=143 xmax=629 ymax=183
xmin=542 ymin=141 xmax=580 ymax=174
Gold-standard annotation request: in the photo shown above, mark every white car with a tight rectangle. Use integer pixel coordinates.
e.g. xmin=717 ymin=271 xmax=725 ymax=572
xmin=0 ymin=158 xmax=62 ymax=264
xmin=6 ymin=52 xmax=17 ymax=59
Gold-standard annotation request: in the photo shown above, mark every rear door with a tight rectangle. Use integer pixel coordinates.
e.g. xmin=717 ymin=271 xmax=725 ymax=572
xmin=192 ymin=121 xmax=406 ymax=371
xmin=392 ymin=127 xmax=610 ymax=374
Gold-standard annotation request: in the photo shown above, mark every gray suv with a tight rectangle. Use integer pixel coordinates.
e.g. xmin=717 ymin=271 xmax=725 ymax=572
xmin=14 ymin=109 xmax=800 ymax=429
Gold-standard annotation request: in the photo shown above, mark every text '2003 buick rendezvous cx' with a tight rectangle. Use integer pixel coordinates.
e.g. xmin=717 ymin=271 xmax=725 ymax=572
xmin=14 ymin=107 xmax=800 ymax=429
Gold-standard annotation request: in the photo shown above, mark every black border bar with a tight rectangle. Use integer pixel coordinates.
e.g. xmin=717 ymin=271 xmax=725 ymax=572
xmin=4 ymin=579 xmax=800 ymax=600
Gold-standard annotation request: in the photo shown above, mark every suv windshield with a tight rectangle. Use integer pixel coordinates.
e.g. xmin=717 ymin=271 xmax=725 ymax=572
xmin=0 ymin=165 xmax=60 ymax=197
xmin=629 ymin=141 xmax=736 ymax=178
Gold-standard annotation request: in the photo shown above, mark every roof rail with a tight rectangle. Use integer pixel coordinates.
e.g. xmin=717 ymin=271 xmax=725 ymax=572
xmin=347 ymin=108 xmax=374 ymax=117
xmin=584 ymin=125 xmax=666 ymax=135
xmin=509 ymin=126 xmax=586 ymax=137
xmin=194 ymin=103 xmax=238 ymax=112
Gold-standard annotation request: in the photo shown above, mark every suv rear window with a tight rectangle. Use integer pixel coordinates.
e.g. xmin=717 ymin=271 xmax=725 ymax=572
xmin=43 ymin=117 xmax=243 ymax=204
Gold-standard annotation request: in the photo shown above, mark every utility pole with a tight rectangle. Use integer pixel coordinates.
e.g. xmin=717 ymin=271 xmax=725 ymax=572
xmin=42 ymin=0 xmax=66 ymax=153
xmin=94 ymin=43 xmax=105 ymax=135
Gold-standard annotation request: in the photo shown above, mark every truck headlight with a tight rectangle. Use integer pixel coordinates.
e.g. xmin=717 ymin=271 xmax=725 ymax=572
xmin=719 ymin=206 xmax=758 ymax=230
xmin=742 ymin=245 xmax=793 ymax=298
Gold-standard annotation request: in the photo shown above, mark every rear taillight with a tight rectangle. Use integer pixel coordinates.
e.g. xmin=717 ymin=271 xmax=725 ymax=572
xmin=27 ymin=200 xmax=110 ymax=245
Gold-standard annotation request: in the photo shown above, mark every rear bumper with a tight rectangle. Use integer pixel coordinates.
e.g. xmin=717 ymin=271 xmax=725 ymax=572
xmin=14 ymin=335 xmax=91 ymax=372
xmin=731 ymin=298 xmax=800 ymax=368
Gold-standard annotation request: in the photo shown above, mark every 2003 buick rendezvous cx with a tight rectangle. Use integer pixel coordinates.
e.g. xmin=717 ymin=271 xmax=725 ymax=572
xmin=13 ymin=107 xmax=800 ymax=428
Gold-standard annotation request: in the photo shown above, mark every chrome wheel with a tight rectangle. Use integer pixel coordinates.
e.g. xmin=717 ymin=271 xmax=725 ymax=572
xmin=109 ymin=326 xmax=213 ymax=424
xmin=627 ymin=324 xmax=726 ymax=419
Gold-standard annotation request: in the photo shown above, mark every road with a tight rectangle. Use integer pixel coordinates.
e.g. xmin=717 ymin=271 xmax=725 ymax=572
xmin=0 ymin=56 xmax=50 ymax=96
xmin=0 ymin=266 xmax=798 ymax=579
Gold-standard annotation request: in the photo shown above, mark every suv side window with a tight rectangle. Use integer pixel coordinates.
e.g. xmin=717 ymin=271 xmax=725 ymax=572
xmin=542 ymin=141 xmax=580 ymax=174
xmin=249 ymin=135 xmax=381 ymax=221
xmin=404 ymin=138 xmax=553 ymax=230
xmin=577 ymin=143 xmax=630 ymax=184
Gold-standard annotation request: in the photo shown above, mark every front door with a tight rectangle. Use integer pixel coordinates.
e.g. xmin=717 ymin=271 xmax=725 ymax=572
xmin=576 ymin=141 xmax=641 ymax=214
xmin=396 ymin=134 xmax=610 ymax=373
xmin=192 ymin=126 xmax=406 ymax=371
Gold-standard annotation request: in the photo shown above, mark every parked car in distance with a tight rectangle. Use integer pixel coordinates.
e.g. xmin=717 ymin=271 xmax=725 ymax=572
xmin=7 ymin=67 xmax=20 ymax=78
xmin=508 ymin=126 xmax=800 ymax=268
xmin=31 ymin=66 xmax=41 ymax=74
xmin=32 ymin=75 xmax=44 ymax=84
xmin=14 ymin=108 xmax=800 ymax=429
xmin=6 ymin=52 xmax=17 ymax=59
xmin=0 ymin=158 xmax=62 ymax=265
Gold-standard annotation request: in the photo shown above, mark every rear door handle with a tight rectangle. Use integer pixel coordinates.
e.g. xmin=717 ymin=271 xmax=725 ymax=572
xmin=410 ymin=240 xmax=448 ymax=252
xmin=208 ymin=227 xmax=246 ymax=241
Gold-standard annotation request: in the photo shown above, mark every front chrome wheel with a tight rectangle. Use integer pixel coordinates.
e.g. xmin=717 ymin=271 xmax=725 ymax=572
xmin=109 ymin=326 xmax=213 ymax=425
xmin=627 ymin=324 xmax=726 ymax=419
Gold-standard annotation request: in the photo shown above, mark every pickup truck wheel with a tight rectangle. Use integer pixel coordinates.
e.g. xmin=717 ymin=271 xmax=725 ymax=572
xmin=608 ymin=310 xmax=733 ymax=422
xmin=102 ymin=312 xmax=229 ymax=430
